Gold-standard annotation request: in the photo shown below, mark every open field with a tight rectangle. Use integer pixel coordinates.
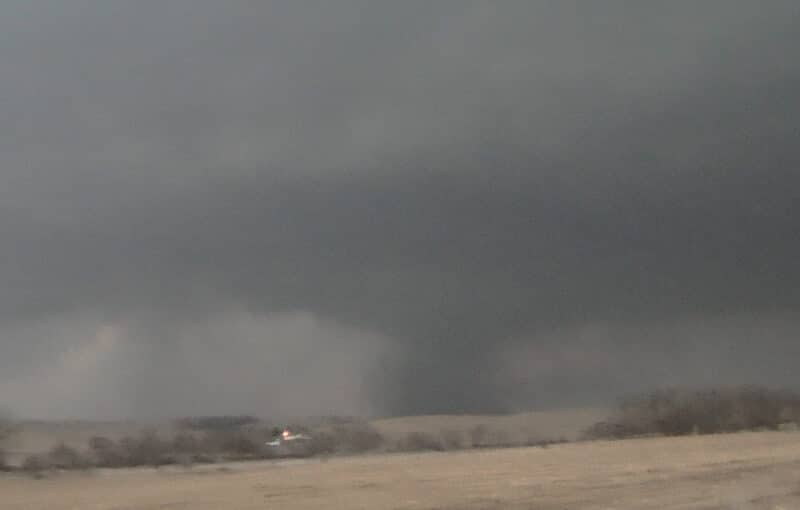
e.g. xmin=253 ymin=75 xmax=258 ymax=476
xmin=3 ymin=431 xmax=800 ymax=509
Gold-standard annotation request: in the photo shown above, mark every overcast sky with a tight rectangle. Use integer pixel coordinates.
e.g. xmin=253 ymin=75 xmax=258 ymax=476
xmin=1 ymin=1 xmax=799 ymax=420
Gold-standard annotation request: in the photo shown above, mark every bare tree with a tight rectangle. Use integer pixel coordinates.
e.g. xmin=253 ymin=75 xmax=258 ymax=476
xmin=0 ymin=410 xmax=15 ymax=470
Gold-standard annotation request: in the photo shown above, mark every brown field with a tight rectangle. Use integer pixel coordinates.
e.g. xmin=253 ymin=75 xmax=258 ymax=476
xmin=3 ymin=430 xmax=800 ymax=509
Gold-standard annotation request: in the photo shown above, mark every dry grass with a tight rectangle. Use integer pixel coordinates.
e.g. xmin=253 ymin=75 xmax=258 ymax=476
xmin=3 ymin=430 xmax=800 ymax=509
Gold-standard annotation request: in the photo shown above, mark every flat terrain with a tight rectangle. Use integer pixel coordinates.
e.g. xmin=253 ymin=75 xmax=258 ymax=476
xmin=3 ymin=431 xmax=800 ymax=509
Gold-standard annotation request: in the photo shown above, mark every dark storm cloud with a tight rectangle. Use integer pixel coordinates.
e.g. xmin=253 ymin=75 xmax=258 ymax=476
xmin=1 ymin=1 xmax=799 ymax=418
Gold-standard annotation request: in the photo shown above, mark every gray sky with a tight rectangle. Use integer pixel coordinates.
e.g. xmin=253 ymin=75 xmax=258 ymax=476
xmin=1 ymin=1 xmax=799 ymax=420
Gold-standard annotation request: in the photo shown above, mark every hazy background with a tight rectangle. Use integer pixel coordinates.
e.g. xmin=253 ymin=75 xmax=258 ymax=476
xmin=1 ymin=1 xmax=799 ymax=420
